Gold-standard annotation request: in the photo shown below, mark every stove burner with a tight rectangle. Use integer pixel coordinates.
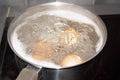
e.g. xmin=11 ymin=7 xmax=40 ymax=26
xmin=0 ymin=17 xmax=20 ymax=80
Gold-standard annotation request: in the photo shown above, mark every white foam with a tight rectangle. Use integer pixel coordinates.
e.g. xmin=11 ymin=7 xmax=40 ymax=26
xmin=26 ymin=10 xmax=103 ymax=52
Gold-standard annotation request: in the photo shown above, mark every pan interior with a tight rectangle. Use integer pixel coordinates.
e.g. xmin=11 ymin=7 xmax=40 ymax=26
xmin=11 ymin=10 xmax=103 ymax=69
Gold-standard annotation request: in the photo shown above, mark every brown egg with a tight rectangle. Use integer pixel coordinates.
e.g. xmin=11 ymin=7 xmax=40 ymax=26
xmin=61 ymin=54 xmax=82 ymax=67
xmin=31 ymin=40 xmax=55 ymax=60
xmin=59 ymin=28 xmax=78 ymax=46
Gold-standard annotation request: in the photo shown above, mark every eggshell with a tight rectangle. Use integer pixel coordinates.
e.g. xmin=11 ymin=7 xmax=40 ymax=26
xmin=61 ymin=54 xmax=82 ymax=67
xmin=59 ymin=28 xmax=78 ymax=46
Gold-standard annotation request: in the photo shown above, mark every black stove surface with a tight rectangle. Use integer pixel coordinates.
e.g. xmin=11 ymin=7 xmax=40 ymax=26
xmin=0 ymin=18 xmax=20 ymax=80
xmin=0 ymin=15 xmax=120 ymax=80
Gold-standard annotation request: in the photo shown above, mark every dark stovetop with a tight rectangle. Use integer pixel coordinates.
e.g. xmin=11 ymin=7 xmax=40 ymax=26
xmin=0 ymin=15 xmax=120 ymax=80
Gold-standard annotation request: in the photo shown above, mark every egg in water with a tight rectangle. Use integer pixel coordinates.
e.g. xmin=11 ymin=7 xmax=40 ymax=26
xmin=61 ymin=54 xmax=82 ymax=67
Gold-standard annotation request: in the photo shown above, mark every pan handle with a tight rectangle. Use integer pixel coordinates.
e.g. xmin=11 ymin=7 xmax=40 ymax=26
xmin=16 ymin=64 xmax=41 ymax=80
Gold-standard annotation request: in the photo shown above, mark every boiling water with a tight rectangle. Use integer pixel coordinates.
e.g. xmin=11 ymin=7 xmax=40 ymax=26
xmin=11 ymin=10 xmax=103 ymax=68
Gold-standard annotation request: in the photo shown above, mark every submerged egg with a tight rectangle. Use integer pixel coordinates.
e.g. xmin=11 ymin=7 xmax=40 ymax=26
xmin=31 ymin=40 xmax=55 ymax=60
xmin=61 ymin=54 xmax=82 ymax=67
xmin=59 ymin=28 xmax=78 ymax=46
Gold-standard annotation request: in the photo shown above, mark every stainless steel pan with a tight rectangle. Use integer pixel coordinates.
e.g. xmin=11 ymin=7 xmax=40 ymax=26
xmin=7 ymin=2 xmax=107 ymax=80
